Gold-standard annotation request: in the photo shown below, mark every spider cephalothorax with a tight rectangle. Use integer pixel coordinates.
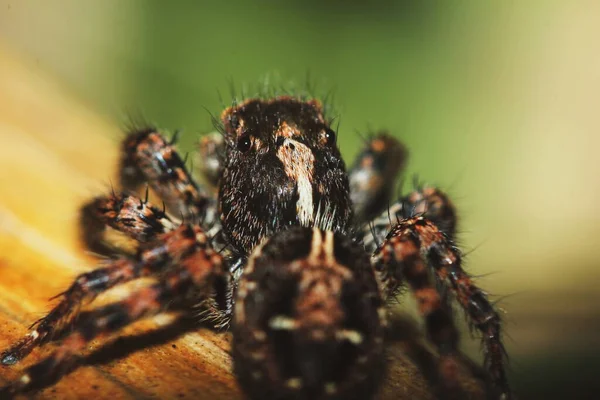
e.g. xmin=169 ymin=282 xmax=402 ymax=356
xmin=1 ymin=94 xmax=512 ymax=400
xmin=219 ymin=97 xmax=352 ymax=253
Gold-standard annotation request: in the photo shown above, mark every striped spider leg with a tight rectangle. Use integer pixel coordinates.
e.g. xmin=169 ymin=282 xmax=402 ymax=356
xmin=1 ymin=223 xmax=228 ymax=396
xmin=1 ymin=129 xmax=230 ymax=395
xmin=352 ymin=135 xmax=510 ymax=398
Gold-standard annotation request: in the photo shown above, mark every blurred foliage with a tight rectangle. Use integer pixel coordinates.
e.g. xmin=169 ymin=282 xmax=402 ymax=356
xmin=5 ymin=1 xmax=501 ymax=181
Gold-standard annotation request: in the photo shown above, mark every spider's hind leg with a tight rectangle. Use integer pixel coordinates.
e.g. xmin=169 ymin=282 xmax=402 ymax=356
xmin=372 ymin=217 xmax=510 ymax=399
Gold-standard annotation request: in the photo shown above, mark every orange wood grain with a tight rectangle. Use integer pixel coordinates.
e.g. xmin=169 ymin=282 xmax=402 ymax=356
xmin=0 ymin=44 xmax=487 ymax=399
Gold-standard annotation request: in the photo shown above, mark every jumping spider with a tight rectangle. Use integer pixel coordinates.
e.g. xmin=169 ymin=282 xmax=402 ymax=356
xmin=1 ymin=95 xmax=511 ymax=399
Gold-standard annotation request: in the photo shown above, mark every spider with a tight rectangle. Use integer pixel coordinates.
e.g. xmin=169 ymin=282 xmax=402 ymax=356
xmin=0 ymin=94 xmax=511 ymax=399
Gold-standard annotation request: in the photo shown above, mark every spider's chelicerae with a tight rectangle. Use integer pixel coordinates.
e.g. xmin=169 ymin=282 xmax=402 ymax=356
xmin=1 ymin=95 xmax=511 ymax=399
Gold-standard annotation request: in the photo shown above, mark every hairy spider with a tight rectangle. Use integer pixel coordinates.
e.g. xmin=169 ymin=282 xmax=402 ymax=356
xmin=0 ymin=95 xmax=511 ymax=399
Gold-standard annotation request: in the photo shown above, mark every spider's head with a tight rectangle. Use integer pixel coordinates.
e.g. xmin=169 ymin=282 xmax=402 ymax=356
xmin=219 ymin=96 xmax=352 ymax=253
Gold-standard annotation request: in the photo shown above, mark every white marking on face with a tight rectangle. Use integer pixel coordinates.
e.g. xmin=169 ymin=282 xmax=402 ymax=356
xmin=276 ymin=138 xmax=315 ymax=226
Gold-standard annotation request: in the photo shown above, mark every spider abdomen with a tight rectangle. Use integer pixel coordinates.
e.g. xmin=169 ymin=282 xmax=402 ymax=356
xmin=232 ymin=227 xmax=386 ymax=400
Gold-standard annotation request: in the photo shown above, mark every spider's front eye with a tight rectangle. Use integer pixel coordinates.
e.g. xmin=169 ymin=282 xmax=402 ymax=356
xmin=323 ymin=128 xmax=336 ymax=146
xmin=237 ymin=135 xmax=252 ymax=152
xmin=229 ymin=115 xmax=240 ymax=130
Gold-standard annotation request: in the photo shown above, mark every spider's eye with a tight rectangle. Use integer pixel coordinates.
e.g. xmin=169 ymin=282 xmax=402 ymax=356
xmin=323 ymin=128 xmax=336 ymax=146
xmin=237 ymin=135 xmax=252 ymax=152
xmin=229 ymin=114 xmax=240 ymax=130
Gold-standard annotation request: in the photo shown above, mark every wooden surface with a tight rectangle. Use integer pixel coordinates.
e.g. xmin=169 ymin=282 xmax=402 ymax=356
xmin=0 ymin=45 xmax=487 ymax=399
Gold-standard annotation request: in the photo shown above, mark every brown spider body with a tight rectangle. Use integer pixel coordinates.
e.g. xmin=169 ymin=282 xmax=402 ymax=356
xmin=1 ymin=95 xmax=511 ymax=399
xmin=233 ymin=228 xmax=385 ymax=400
xmin=219 ymin=97 xmax=352 ymax=254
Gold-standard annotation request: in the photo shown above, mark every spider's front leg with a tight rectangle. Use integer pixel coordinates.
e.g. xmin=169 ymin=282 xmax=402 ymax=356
xmin=79 ymin=190 xmax=176 ymax=254
xmin=1 ymin=224 xmax=203 ymax=367
xmin=0 ymin=224 xmax=229 ymax=397
xmin=120 ymin=127 xmax=216 ymax=224
xmin=232 ymin=227 xmax=386 ymax=400
xmin=373 ymin=217 xmax=510 ymax=399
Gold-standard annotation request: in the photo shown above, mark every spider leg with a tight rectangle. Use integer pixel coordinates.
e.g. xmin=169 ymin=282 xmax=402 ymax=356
xmin=80 ymin=191 xmax=175 ymax=254
xmin=372 ymin=217 xmax=510 ymax=399
xmin=0 ymin=224 xmax=203 ymax=366
xmin=364 ymin=185 xmax=457 ymax=254
xmin=348 ymin=132 xmax=407 ymax=224
xmin=197 ymin=132 xmax=226 ymax=188
xmin=119 ymin=127 xmax=216 ymax=225
xmin=402 ymin=186 xmax=457 ymax=239
xmin=1 ymin=231 xmax=227 ymax=396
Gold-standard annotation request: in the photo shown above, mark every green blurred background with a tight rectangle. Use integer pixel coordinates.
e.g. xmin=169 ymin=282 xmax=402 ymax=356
xmin=1 ymin=1 xmax=599 ymax=398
